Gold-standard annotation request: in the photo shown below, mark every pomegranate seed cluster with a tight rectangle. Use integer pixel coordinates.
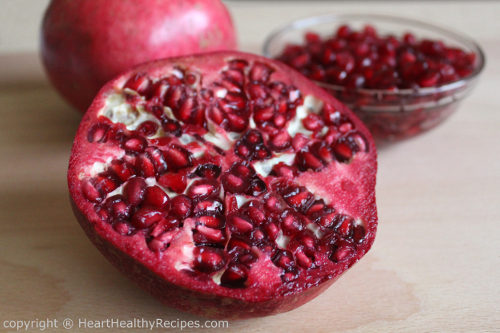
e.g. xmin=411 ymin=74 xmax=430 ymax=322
xmin=81 ymin=59 xmax=369 ymax=288
xmin=276 ymin=25 xmax=476 ymax=90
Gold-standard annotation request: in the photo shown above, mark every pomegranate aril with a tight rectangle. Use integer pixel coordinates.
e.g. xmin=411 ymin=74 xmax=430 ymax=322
xmin=263 ymin=222 xmax=280 ymax=241
xmin=94 ymin=172 xmax=121 ymax=193
xmin=193 ymin=246 xmax=228 ymax=273
xmin=176 ymin=97 xmax=201 ymax=124
xmin=269 ymin=130 xmax=292 ymax=152
xmin=223 ymin=68 xmax=245 ymax=86
xmin=316 ymin=211 xmax=337 ymax=229
xmin=272 ymin=250 xmax=295 ymax=269
xmin=253 ymin=146 xmax=272 ymax=160
xmin=254 ymin=106 xmax=275 ymax=123
xmin=337 ymin=216 xmax=354 ymax=238
xmin=283 ymin=188 xmax=314 ymax=214
xmin=165 ymin=145 xmax=193 ymax=171
xmin=258 ymin=240 xmax=278 ymax=257
xmin=228 ymin=214 xmax=254 ymax=234
xmin=234 ymin=141 xmax=253 ymax=160
xmin=123 ymin=136 xmax=147 ymax=154
xmin=131 ymin=206 xmax=164 ymax=229
xmin=146 ymin=147 xmax=168 ymax=175
xmin=247 ymin=206 xmax=266 ymax=225
xmin=186 ymin=179 xmax=221 ymax=201
xmin=333 ymin=139 xmax=354 ymax=163
xmin=149 ymin=217 xmax=180 ymax=236
xmin=250 ymin=62 xmax=273 ymax=82
xmin=226 ymin=113 xmax=248 ymax=133
xmin=170 ymin=195 xmax=192 ymax=219
xmin=108 ymin=160 xmax=136 ymax=182
xmin=281 ymin=267 xmax=299 ymax=283
xmin=162 ymin=119 xmax=182 ymax=136
xmin=158 ymin=172 xmax=187 ymax=193
xmin=306 ymin=199 xmax=327 ymax=216
xmin=82 ymin=178 xmax=105 ymax=203
xmin=353 ymin=224 xmax=366 ymax=243
xmin=194 ymin=225 xmax=225 ymax=245
xmin=296 ymin=149 xmax=324 ymax=171
xmin=281 ymin=211 xmax=305 ymax=235
xmin=147 ymin=230 xmax=175 ymax=252
xmin=270 ymin=163 xmax=298 ymax=180
xmin=135 ymin=153 xmax=156 ymax=178
xmin=248 ymin=83 xmax=269 ymax=101
xmin=243 ymin=129 xmax=263 ymax=145
xmin=87 ymin=122 xmax=110 ymax=143
xmin=292 ymin=133 xmax=309 ymax=151
xmin=311 ymin=141 xmax=334 ymax=164
xmin=249 ymin=227 xmax=266 ymax=243
xmin=112 ymin=220 xmax=135 ymax=236
xmin=264 ymin=193 xmax=286 ymax=213
xmin=347 ymin=132 xmax=368 ymax=153
xmin=104 ymin=195 xmax=132 ymax=220
xmin=222 ymin=173 xmax=248 ymax=194
xmin=418 ymin=70 xmax=441 ymax=87
xmin=123 ymin=177 xmax=147 ymax=206
xmin=229 ymin=59 xmax=249 ymax=69
xmin=295 ymin=251 xmax=313 ymax=269
xmin=194 ymin=164 xmax=221 ymax=179
xmin=143 ymin=185 xmax=169 ymax=209
xmin=196 ymin=215 xmax=224 ymax=229
xmin=302 ymin=114 xmax=324 ymax=131
xmin=221 ymin=263 xmax=248 ymax=288
xmin=193 ymin=199 xmax=224 ymax=216
xmin=221 ymin=78 xmax=242 ymax=93
xmin=247 ymin=178 xmax=267 ymax=196
xmin=185 ymin=72 xmax=198 ymax=86
xmin=290 ymin=231 xmax=317 ymax=252
xmin=330 ymin=240 xmax=355 ymax=262
xmin=227 ymin=236 xmax=252 ymax=252
xmin=164 ymin=85 xmax=185 ymax=110
xmin=124 ymin=73 xmax=152 ymax=96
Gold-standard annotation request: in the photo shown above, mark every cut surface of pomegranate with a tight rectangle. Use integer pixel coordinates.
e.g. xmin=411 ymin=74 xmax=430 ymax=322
xmin=68 ymin=51 xmax=378 ymax=319
xmin=41 ymin=0 xmax=237 ymax=112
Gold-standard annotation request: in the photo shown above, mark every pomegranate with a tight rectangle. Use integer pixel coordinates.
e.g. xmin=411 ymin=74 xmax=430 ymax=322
xmin=41 ymin=0 xmax=237 ymax=113
xmin=68 ymin=51 xmax=377 ymax=319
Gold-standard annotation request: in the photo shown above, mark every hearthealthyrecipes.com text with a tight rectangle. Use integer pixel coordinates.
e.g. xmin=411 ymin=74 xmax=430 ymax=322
xmin=3 ymin=318 xmax=229 ymax=330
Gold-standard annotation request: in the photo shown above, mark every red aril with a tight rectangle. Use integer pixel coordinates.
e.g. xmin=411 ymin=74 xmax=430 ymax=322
xmin=41 ymin=0 xmax=237 ymax=112
xmin=68 ymin=51 xmax=377 ymax=319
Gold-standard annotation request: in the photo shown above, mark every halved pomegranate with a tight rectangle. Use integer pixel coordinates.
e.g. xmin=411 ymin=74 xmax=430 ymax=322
xmin=68 ymin=51 xmax=378 ymax=319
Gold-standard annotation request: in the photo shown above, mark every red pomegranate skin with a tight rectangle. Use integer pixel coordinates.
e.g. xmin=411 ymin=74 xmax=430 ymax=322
xmin=41 ymin=0 xmax=237 ymax=112
xmin=68 ymin=51 xmax=378 ymax=319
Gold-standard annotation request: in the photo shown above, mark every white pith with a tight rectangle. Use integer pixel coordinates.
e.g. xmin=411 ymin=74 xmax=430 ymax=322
xmin=102 ymin=95 xmax=163 ymax=136
xmin=235 ymin=194 xmax=252 ymax=208
xmin=275 ymin=230 xmax=291 ymax=249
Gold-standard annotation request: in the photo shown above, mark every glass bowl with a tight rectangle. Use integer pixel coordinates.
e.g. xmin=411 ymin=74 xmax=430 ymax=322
xmin=263 ymin=14 xmax=485 ymax=141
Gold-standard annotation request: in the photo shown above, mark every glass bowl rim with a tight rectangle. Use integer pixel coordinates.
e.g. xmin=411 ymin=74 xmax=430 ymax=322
xmin=263 ymin=13 xmax=486 ymax=96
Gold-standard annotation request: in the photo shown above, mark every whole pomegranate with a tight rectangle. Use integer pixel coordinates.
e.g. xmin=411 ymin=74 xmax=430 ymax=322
xmin=68 ymin=51 xmax=378 ymax=319
xmin=41 ymin=0 xmax=237 ymax=112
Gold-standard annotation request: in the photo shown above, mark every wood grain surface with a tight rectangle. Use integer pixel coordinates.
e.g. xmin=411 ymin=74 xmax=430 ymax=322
xmin=0 ymin=1 xmax=499 ymax=332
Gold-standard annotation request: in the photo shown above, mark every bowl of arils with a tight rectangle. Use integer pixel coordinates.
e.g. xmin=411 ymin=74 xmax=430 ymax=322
xmin=264 ymin=14 xmax=485 ymax=141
